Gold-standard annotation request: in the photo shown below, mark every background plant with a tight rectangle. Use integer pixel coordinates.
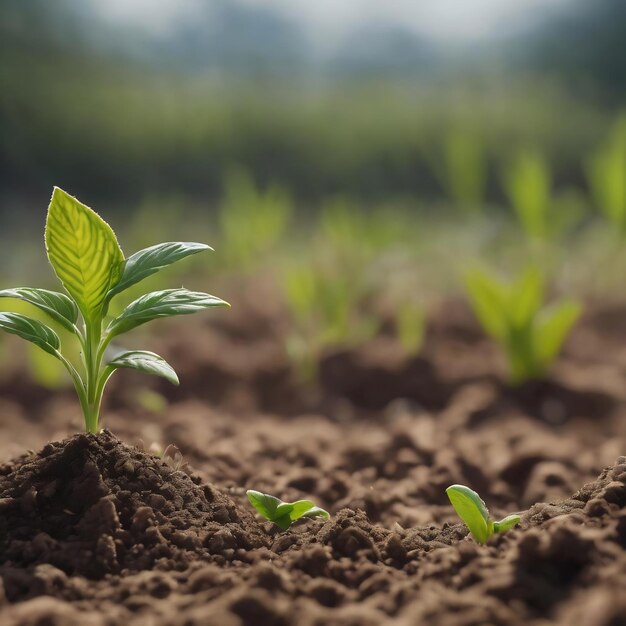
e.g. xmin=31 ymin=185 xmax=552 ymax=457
xmin=0 ymin=187 xmax=228 ymax=433
xmin=218 ymin=167 xmax=292 ymax=269
xmin=585 ymin=115 xmax=626 ymax=234
xmin=464 ymin=265 xmax=581 ymax=384
xmin=437 ymin=128 xmax=487 ymax=212
xmin=283 ymin=261 xmax=378 ymax=381
xmin=393 ymin=300 xmax=426 ymax=355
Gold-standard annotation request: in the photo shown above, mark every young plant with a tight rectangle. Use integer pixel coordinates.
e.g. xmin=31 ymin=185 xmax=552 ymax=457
xmin=503 ymin=148 xmax=552 ymax=240
xmin=219 ymin=167 xmax=291 ymax=268
xmin=503 ymin=148 xmax=583 ymax=242
xmin=394 ymin=300 xmax=425 ymax=354
xmin=464 ymin=265 xmax=581 ymax=384
xmin=0 ymin=187 xmax=229 ymax=433
xmin=437 ymin=128 xmax=486 ymax=212
xmin=319 ymin=196 xmax=405 ymax=265
xmin=283 ymin=263 xmax=377 ymax=382
xmin=446 ymin=484 xmax=520 ymax=544
xmin=585 ymin=115 xmax=626 ymax=234
xmin=246 ymin=490 xmax=330 ymax=531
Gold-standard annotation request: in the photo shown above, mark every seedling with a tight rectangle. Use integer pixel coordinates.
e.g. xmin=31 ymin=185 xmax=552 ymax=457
xmin=319 ymin=196 xmax=405 ymax=264
xmin=246 ymin=490 xmax=330 ymax=531
xmin=283 ymin=262 xmax=377 ymax=382
xmin=436 ymin=128 xmax=486 ymax=212
xmin=446 ymin=484 xmax=520 ymax=544
xmin=585 ymin=115 xmax=626 ymax=234
xmin=394 ymin=300 xmax=425 ymax=354
xmin=503 ymin=148 xmax=583 ymax=242
xmin=0 ymin=187 xmax=228 ymax=433
xmin=464 ymin=265 xmax=581 ymax=384
xmin=219 ymin=167 xmax=291 ymax=268
xmin=503 ymin=148 xmax=552 ymax=240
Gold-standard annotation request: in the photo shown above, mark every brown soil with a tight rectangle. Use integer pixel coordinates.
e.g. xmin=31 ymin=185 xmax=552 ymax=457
xmin=0 ymin=293 xmax=625 ymax=625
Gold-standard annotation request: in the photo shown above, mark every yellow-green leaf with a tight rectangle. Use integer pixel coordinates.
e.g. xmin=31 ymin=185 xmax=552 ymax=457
xmin=446 ymin=484 xmax=492 ymax=544
xmin=45 ymin=187 xmax=124 ymax=322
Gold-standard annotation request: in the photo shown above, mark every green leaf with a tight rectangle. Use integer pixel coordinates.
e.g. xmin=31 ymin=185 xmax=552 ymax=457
xmin=511 ymin=266 xmax=544 ymax=328
xmin=246 ymin=490 xmax=330 ymax=531
xmin=107 ymin=288 xmax=229 ymax=338
xmin=464 ymin=270 xmax=507 ymax=340
xmin=247 ymin=490 xmax=283 ymax=521
xmin=0 ymin=288 xmax=78 ymax=332
xmin=273 ymin=502 xmax=297 ymax=531
xmin=298 ymin=504 xmax=330 ymax=522
xmin=45 ymin=187 xmax=125 ymax=322
xmin=106 ymin=350 xmax=179 ymax=385
xmin=493 ymin=514 xmax=521 ymax=534
xmin=288 ymin=500 xmax=318 ymax=518
xmin=504 ymin=149 xmax=551 ymax=239
xmin=534 ymin=300 xmax=581 ymax=366
xmin=446 ymin=484 xmax=492 ymax=544
xmin=0 ymin=312 xmax=61 ymax=357
xmin=106 ymin=242 xmax=212 ymax=301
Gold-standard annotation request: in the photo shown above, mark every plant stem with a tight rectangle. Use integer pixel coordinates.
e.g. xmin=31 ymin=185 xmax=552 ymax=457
xmin=58 ymin=352 xmax=89 ymax=424
xmin=84 ymin=317 xmax=104 ymax=433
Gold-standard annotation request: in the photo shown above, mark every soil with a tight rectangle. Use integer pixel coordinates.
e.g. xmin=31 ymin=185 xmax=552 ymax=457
xmin=0 ymin=289 xmax=625 ymax=625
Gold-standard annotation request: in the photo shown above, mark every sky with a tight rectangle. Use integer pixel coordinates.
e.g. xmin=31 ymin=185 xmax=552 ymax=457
xmin=95 ymin=0 xmax=574 ymax=44
xmin=243 ymin=0 xmax=572 ymax=41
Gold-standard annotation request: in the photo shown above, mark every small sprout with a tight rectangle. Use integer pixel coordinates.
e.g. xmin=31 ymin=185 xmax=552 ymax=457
xmin=161 ymin=444 xmax=187 ymax=472
xmin=446 ymin=484 xmax=520 ymax=544
xmin=0 ymin=187 xmax=229 ymax=433
xmin=246 ymin=490 xmax=330 ymax=531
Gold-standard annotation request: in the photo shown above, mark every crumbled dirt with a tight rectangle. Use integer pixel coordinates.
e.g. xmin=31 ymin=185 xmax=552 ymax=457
xmin=0 ymin=431 xmax=265 ymax=585
xmin=0 ymin=295 xmax=624 ymax=625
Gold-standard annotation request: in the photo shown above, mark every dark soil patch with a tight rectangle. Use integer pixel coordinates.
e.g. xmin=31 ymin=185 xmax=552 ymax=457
xmin=0 ymin=431 xmax=265 ymax=590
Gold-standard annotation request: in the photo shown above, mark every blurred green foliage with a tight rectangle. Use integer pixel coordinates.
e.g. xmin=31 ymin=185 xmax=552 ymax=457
xmin=438 ymin=129 xmax=486 ymax=212
xmin=503 ymin=149 xmax=552 ymax=240
xmin=585 ymin=115 xmax=626 ymax=233
xmin=219 ymin=168 xmax=292 ymax=269
xmin=394 ymin=301 xmax=425 ymax=355
xmin=2 ymin=0 xmax=626 ymax=390
xmin=464 ymin=265 xmax=581 ymax=384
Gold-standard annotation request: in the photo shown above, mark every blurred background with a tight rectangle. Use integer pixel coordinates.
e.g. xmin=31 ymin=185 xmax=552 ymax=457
xmin=2 ymin=0 xmax=625 ymax=216
xmin=1 ymin=0 xmax=626 ymax=405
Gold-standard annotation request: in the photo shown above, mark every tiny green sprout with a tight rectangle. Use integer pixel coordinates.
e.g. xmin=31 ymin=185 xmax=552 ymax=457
xmin=246 ymin=490 xmax=330 ymax=531
xmin=446 ymin=484 xmax=520 ymax=544
xmin=0 ymin=187 xmax=229 ymax=433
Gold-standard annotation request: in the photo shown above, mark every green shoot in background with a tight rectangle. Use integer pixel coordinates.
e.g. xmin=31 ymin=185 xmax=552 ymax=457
xmin=585 ymin=115 xmax=626 ymax=234
xmin=219 ymin=167 xmax=292 ymax=269
xmin=438 ymin=129 xmax=487 ymax=212
xmin=319 ymin=196 xmax=407 ymax=265
xmin=394 ymin=300 xmax=425 ymax=354
xmin=464 ymin=265 xmax=581 ymax=384
xmin=503 ymin=148 xmax=584 ymax=244
xmin=503 ymin=148 xmax=552 ymax=240
xmin=446 ymin=484 xmax=520 ymax=544
xmin=284 ymin=263 xmax=378 ymax=382
xmin=246 ymin=490 xmax=330 ymax=531
xmin=0 ymin=187 xmax=229 ymax=433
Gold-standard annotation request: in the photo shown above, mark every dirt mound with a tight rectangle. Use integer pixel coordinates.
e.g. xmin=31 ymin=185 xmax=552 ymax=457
xmin=0 ymin=431 xmax=265 ymax=589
